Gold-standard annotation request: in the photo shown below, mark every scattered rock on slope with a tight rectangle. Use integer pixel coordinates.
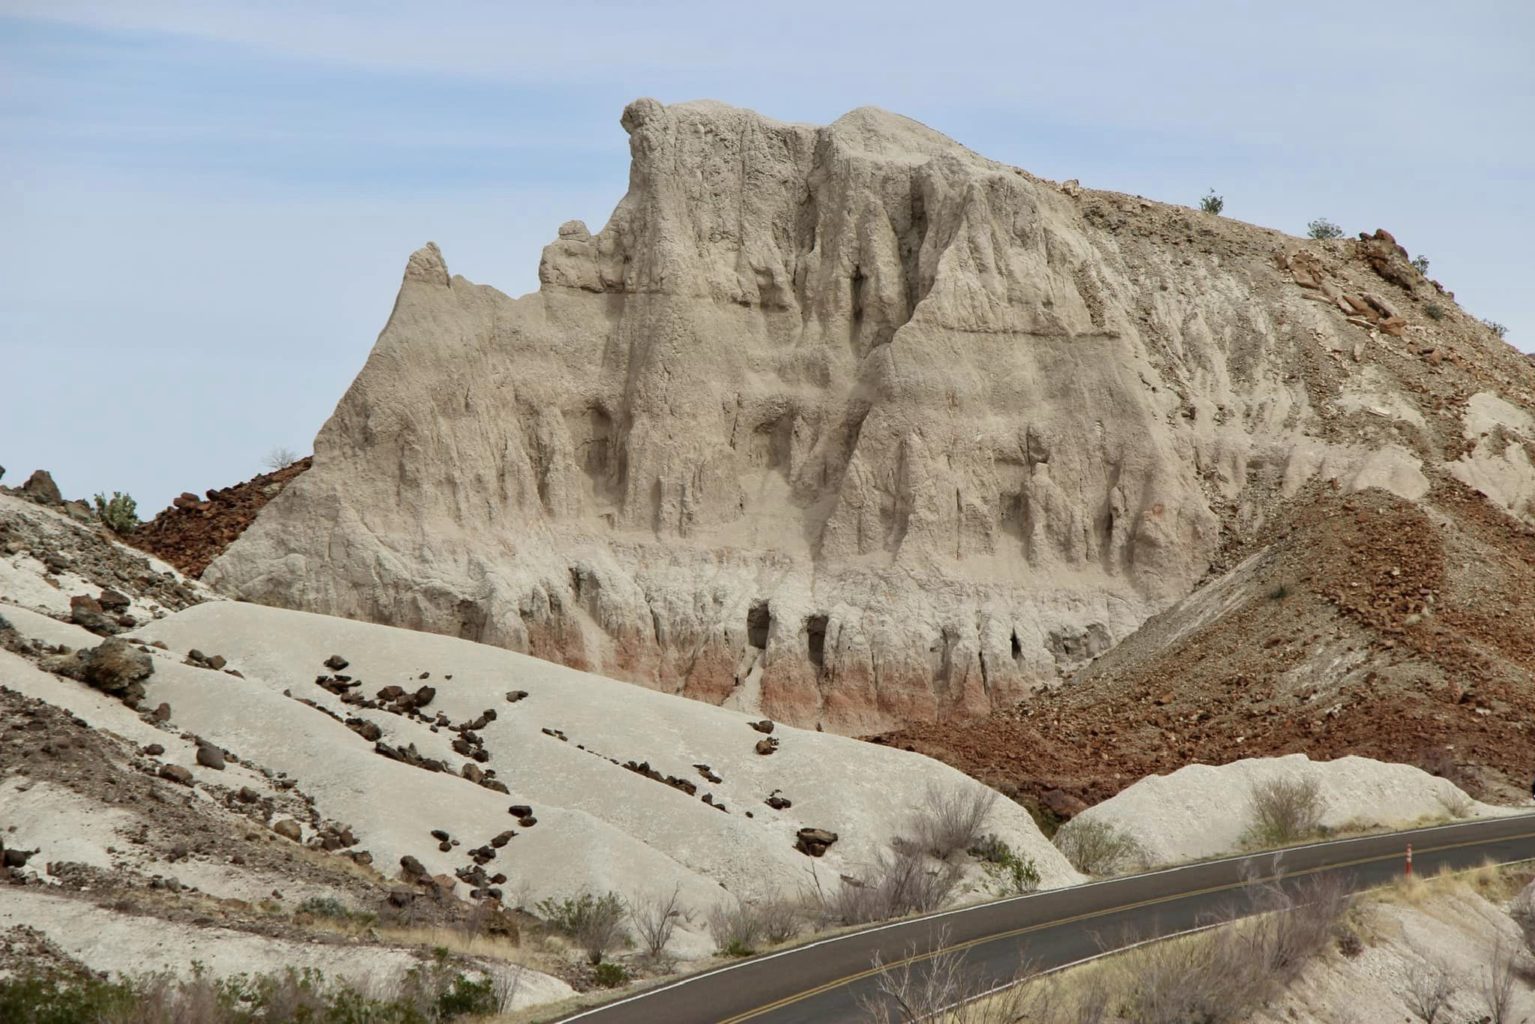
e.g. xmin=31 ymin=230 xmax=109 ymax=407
xmin=127 ymin=457 xmax=312 ymax=577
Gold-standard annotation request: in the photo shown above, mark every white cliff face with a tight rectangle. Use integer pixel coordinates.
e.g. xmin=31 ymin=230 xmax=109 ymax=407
xmin=205 ymin=98 xmax=1517 ymax=733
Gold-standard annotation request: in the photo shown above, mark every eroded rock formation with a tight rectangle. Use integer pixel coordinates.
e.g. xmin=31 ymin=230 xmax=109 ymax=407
xmin=206 ymin=99 xmax=1535 ymax=733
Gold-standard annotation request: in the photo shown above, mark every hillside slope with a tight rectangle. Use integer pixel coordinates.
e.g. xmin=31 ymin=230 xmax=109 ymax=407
xmin=204 ymin=98 xmax=1534 ymax=735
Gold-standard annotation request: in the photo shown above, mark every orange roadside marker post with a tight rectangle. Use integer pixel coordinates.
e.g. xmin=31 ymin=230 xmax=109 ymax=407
xmin=1405 ymin=843 xmax=1413 ymax=876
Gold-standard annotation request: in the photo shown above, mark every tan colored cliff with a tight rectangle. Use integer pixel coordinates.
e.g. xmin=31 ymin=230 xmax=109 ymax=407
xmin=205 ymin=98 xmax=1535 ymax=733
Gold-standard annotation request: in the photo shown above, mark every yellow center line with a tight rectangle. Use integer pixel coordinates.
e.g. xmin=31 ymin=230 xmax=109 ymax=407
xmin=716 ymin=826 xmax=1535 ymax=1024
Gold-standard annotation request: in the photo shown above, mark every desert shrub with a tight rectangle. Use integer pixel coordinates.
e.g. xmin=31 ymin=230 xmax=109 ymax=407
xmin=857 ymin=930 xmax=1054 ymax=1024
xmin=630 ymin=885 xmax=686 ymax=959
xmin=1480 ymin=937 xmax=1518 ymax=1024
xmin=979 ymin=840 xmax=1041 ymax=897
xmin=1244 ymin=776 xmax=1326 ymax=846
xmin=263 ymin=446 xmax=300 ymax=471
xmin=1199 ymin=189 xmax=1224 ymax=215
xmin=904 ymin=783 xmax=997 ymax=860
xmin=1484 ymin=319 xmax=1509 ymax=339
xmin=1105 ymin=876 xmax=1347 ymax=1024
xmin=1267 ymin=582 xmax=1291 ymax=601
xmin=820 ymin=847 xmax=964 ymax=926
xmin=1054 ymin=819 xmax=1145 ymax=875
xmin=756 ymin=896 xmax=803 ymax=945
xmin=1403 ymin=951 xmax=1457 ymax=1023
xmin=1306 ymin=218 xmax=1343 ymax=239
xmin=1424 ymin=302 xmax=1445 ymax=320
xmin=1410 ymin=254 xmax=1431 ymax=274
xmin=295 ymin=895 xmax=352 ymax=920
xmin=708 ymin=901 xmax=765 ymax=957
xmin=0 ymin=961 xmax=501 ymax=1023
xmin=93 ymin=491 xmax=138 ymax=534
xmin=592 ymin=962 xmax=630 ymax=989
xmin=535 ymin=891 xmax=627 ymax=964
xmin=1508 ymin=880 xmax=1535 ymax=956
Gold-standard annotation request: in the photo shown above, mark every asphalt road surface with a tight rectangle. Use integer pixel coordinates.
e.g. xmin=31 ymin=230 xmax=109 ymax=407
xmin=557 ymin=813 xmax=1535 ymax=1024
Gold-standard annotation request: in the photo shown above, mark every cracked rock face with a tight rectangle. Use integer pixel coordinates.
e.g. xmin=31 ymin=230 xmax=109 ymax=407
xmin=204 ymin=98 xmax=1519 ymax=733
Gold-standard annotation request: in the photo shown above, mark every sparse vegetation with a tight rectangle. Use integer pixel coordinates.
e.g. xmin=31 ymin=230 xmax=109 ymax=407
xmin=903 ymin=783 xmax=997 ymax=860
xmin=1244 ymin=776 xmax=1326 ymax=846
xmin=630 ymin=884 xmax=686 ymax=959
xmin=708 ymin=901 xmax=766 ymax=957
xmin=1484 ymin=319 xmax=1509 ymax=339
xmin=1508 ymin=880 xmax=1535 ymax=956
xmin=534 ymin=891 xmax=627 ymax=964
xmin=1267 ymin=582 xmax=1290 ymax=601
xmin=1306 ymin=218 xmax=1343 ymax=240
xmin=1424 ymin=302 xmax=1445 ymax=320
xmin=0 ymin=959 xmax=505 ymax=1024
xmin=1403 ymin=949 xmax=1457 ymax=1024
xmin=863 ymin=876 xmax=1347 ymax=1024
xmin=1479 ymin=937 xmax=1518 ymax=1024
xmin=818 ymin=846 xmax=965 ymax=926
xmin=295 ymin=895 xmax=358 ymax=921
xmin=1053 ymin=819 xmax=1145 ymax=876
xmin=857 ymin=930 xmax=1052 ymax=1024
xmin=978 ymin=839 xmax=1041 ymax=896
xmin=264 ymin=446 xmax=300 ymax=471
xmin=1199 ymin=189 xmax=1224 ymax=215
xmin=591 ymin=962 xmax=630 ymax=989
xmin=1098 ymin=877 xmax=1347 ymax=1024
xmin=1410 ymin=254 xmax=1430 ymax=275
xmin=93 ymin=491 xmax=139 ymax=534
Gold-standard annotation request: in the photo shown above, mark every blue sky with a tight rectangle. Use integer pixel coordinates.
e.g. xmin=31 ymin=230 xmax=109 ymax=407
xmin=2 ymin=1 xmax=1531 ymax=512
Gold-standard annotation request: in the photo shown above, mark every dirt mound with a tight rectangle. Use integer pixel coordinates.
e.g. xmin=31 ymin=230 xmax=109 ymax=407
xmin=873 ymin=481 xmax=1535 ymax=812
xmin=128 ymin=458 xmax=311 ymax=577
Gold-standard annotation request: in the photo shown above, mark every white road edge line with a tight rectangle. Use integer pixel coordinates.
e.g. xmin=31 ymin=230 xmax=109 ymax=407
xmin=555 ymin=813 xmax=1535 ymax=1022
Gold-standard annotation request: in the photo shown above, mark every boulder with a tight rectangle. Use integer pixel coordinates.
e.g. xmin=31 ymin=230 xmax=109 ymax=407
xmin=795 ymin=827 xmax=838 ymax=857
xmin=69 ymin=595 xmax=119 ymax=635
xmin=158 ymin=764 xmax=194 ymax=786
xmin=1040 ymin=788 xmax=1089 ymax=821
xmin=97 ymin=589 xmax=131 ymax=612
xmin=271 ymin=819 xmax=304 ymax=842
xmin=195 ymin=742 xmax=226 ymax=770
xmin=47 ymin=638 xmax=155 ymax=705
xmin=21 ymin=470 xmax=62 ymax=506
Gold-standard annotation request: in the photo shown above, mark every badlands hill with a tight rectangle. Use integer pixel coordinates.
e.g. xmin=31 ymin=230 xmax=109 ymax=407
xmin=0 ymin=490 xmax=1072 ymax=1004
xmin=201 ymin=98 xmax=1535 ymax=738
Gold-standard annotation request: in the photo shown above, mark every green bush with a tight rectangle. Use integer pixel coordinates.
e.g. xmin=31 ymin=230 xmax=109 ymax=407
xmin=972 ymin=836 xmax=1041 ymax=896
xmin=1410 ymin=254 xmax=1430 ymax=274
xmin=296 ymin=896 xmax=349 ymax=919
xmin=0 ymin=962 xmax=499 ymax=1023
xmin=1484 ymin=319 xmax=1509 ymax=339
xmin=1306 ymin=218 xmax=1343 ymax=240
xmin=1245 ymin=776 xmax=1327 ymax=847
xmin=1424 ymin=303 xmax=1445 ymax=320
xmin=592 ymin=962 xmax=630 ymax=988
xmin=535 ymin=891 xmax=627 ymax=964
xmin=1053 ymin=819 xmax=1146 ymax=875
xmin=93 ymin=491 xmax=139 ymax=534
xmin=1199 ymin=189 xmax=1224 ymax=215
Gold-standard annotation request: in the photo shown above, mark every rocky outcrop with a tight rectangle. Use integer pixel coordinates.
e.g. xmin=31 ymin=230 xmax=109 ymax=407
xmin=206 ymin=98 xmax=1535 ymax=733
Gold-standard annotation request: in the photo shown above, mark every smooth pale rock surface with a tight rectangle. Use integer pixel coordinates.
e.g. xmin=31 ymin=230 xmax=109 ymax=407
xmin=205 ymin=99 xmax=1485 ymax=733
xmin=1450 ymin=391 xmax=1535 ymax=520
xmin=1069 ymin=753 xmax=1509 ymax=865
xmin=118 ymin=602 xmax=1078 ymax=929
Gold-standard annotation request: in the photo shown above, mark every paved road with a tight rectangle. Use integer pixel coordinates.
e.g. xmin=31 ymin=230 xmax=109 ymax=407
xmin=557 ymin=813 xmax=1535 ymax=1024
